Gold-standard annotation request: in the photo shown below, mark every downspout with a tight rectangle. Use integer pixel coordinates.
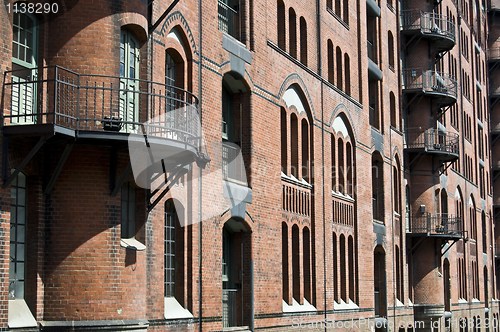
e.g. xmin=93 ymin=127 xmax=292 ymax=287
xmin=316 ymin=0 xmax=327 ymax=328
xmin=198 ymin=0 xmax=203 ymax=330
xmin=390 ymin=126 xmax=397 ymax=328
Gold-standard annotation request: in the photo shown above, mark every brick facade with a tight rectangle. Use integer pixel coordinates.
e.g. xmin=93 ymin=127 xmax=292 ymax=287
xmin=0 ymin=0 xmax=498 ymax=331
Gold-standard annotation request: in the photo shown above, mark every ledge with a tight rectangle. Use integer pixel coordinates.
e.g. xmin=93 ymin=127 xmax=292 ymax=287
xmin=121 ymin=238 xmax=146 ymax=251
xmin=40 ymin=319 xmax=149 ymax=331
xmin=283 ymin=298 xmax=316 ymax=313
xmin=9 ymin=299 xmax=37 ymax=328
xmin=367 ymin=0 xmax=381 ymax=17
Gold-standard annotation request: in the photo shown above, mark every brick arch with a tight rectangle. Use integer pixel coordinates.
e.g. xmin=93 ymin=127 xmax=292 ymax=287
xmin=220 ymin=209 xmax=254 ymax=232
xmin=157 ymin=11 xmax=197 ymax=56
xmin=220 ymin=67 xmax=254 ymax=93
xmin=277 ymin=74 xmax=316 ymax=120
xmin=329 ymin=105 xmax=357 ymax=142
xmin=118 ymin=13 xmax=148 ymax=42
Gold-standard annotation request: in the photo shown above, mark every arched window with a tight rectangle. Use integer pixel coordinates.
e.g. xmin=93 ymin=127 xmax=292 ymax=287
xmin=346 ymin=142 xmax=353 ymax=196
xmin=289 ymin=8 xmax=297 ymax=58
xmin=303 ymin=227 xmax=311 ymax=302
xmin=343 ymin=0 xmax=349 ymax=24
xmin=335 ymin=0 xmax=341 ymax=17
xmin=390 ymin=92 xmax=397 ymax=128
xmin=121 ymin=182 xmax=136 ymax=239
xmin=281 ymin=108 xmax=288 ymax=174
xmin=336 ymin=46 xmax=343 ymax=90
xmin=277 ymin=0 xmax=286 ymax=49
xmin=9 ymin=172 xmax=27 ymax=300
xmin=340 ymin=234 xmax=347 ymax=302
xmin=348 ymin=236 xmax=355 ymax=301
xmin=388 ymin=31 xmax=395 ymax=68
xmin=12 ymin=12 xmax=38 ymax=124
xmin=282 ymin=223 xmax=290 ymax=303
xmin=328 ymin=40 xmax=334 ymax=84
xmin=300 ymin=17 xmax=308 ymax=66
xmin=301 ymin=119 xmax=309 ymax=182
xmin=292 ymin=225 xmax=300 ymax=301
xmin=331 ymin=134 xmax=336 ymax=191
xmin=344 ymin=53 xmax=351 ymax=95
xmin=372 ymin=152 xmax=384 ymax=222
xmin=120 ymin=29 xmax=140 ymax=132
xmin=338 ymin=138 xmax=345 ymax=194
xmin=333 ymin=232 xmax=338 ymax=302
xmin=291 ymin=113 xmax=299 ymax=178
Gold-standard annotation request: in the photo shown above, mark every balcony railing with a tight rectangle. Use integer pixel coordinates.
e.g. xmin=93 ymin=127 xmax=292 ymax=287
xmin=488 ymin=48 xmax=500 ymax=61
xmin=222 ymin=142 xmax=246 ymax=183
xmin=408 ymin=213 xmax=462 ymax=236
xmin=222 ymin=289 xmax=237 ymax=328
xmin=405 ymin=128 xmax=459 ymax=155
xmin=282 ymin=177 xmax=311 ymax=217
xmin=401 ymin=10 xmax=456 ymax=42
xmin=402 ymin=68 xmax=458 ymax=99
xmin=218 ymin=0 xmax=241 ymax=41
xmin=3 ymin=66 xmax=201 ymax=144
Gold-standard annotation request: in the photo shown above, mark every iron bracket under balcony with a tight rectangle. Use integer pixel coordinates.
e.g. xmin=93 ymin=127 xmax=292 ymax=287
xmin=400 ymin=10 xmax=456 ymax=53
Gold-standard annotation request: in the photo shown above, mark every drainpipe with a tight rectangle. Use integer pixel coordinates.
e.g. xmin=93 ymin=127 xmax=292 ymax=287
xmin=316 ymin=0 xmax=327 ymax=328
xmin=198 ymin=0 xmax=203 ymax=330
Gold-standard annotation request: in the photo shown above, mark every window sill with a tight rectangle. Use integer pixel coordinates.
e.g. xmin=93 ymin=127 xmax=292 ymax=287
xmin=282 ymin=298 xmax=316 ymax=313
xmin=164 ymin=297 xmax=193 ymax=319
xmin=333 ymin=298 xmax=359 ymax=310
xmin=8 ymin=299 xmax=37 ymax=328
xmin=121 ymin=238 xmax=146 ymax=251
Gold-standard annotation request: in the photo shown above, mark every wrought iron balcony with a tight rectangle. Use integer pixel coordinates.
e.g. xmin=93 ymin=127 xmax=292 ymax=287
xmin=400 ymin=10 xmax=456 ymax=52
xmin=407 ymin=213 xmax=462 ymax=238
xmin=402 ymin=69 xmax=457 ymax=106
xmin=2 ymin=66 xmax=201 ymax=146
xmin=405 ymin=128 xmax=459 ymax=161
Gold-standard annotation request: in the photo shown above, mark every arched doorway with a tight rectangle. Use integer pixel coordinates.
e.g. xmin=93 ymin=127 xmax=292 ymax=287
xmin=222 ymin=218 xmax=252 ymax=328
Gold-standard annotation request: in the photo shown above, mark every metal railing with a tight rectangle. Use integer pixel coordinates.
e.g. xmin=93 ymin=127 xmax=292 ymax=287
xmin=402 ymin=68 xmax=458 ymax=99
xmin=222 ymin=142 xmax=246 ymax=183
xmin=408 ymin=213 xmax=462 ymax=236
xmin=489 ymin=48 xmax=500 ymax=61
xmin=405 ymin=128 xmax=460 ymax=155
xmin=222 ymin=289 xmax=237 ymax=328
xmin=218 ymin=0 xmax=241 ymax=41
xmin=401 ymin=10 xmax=456 ymax=41
xmin=3 ymin=66 xmax=201 ymax=144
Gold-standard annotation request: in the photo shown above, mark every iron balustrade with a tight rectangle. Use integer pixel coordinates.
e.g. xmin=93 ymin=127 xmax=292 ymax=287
xmin=408 ymin=213 xmax=462 ymax=236
xmin=405 ymin=128 xmax=459 ymax=155
xmin=222 ymin=289 xmax=237 ymax=328
xmin=402 ymin=68 xmax=458 ymax=99
xmin=488 ymin=48 xmax=500 ymax=61
xmin=400 ymin=10 xmax=456 ymax=41
xmin=218 ymin=0 xmax=241 ymax=41
xmin=3 ymin=66 xmax=201 ymax=145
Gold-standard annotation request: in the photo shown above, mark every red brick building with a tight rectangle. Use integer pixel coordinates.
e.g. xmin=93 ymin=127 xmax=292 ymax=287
xmin=0 ymin=0 xmax=499 ymax=331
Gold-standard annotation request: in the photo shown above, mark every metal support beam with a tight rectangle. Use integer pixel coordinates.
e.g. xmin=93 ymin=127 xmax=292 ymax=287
xmin=148 ymin=0 xmax=181 ymax=34
xmin=2 ymin=136 xmax=50 ymax=189
xmin=147 ymin=166 xmax=188 ymax=213
xmin=440 ymin=238 xmax=459 ymax=257
xmin=44 ymin=143 xmax=74 ymax=195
